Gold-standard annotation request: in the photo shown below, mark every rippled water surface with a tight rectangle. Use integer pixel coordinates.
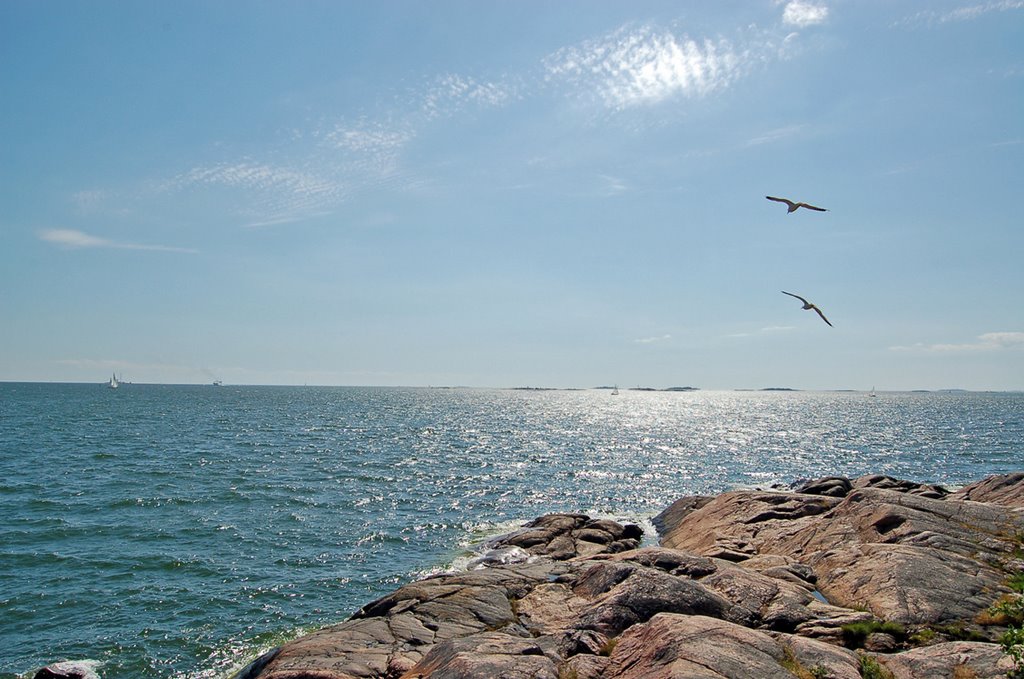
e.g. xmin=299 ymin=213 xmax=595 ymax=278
xmin=1 ymin=384 xmax=1021 ymax=678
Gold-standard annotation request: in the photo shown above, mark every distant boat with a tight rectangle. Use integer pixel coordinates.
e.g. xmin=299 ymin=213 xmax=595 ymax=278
xmin=869 ymin=387 xmax=877 ymax=398
xmin=212 ymin=380 xmax=223 ymax=387
xmin=611 ymin=385 xmax=619 ymax=395
xmin=107 ymin=373 xmax=119 ymax=389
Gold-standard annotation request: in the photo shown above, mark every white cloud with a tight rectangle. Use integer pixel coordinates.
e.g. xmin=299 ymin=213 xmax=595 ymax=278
xmin=422 ymin=73 xmax=518 ymax=119
xmin=40 ymin=229 xmax=108 ymax=248
xmin=545 ymin=26 xmax=747 ymax=109
xmin=326 ymin=124 xmax=413 ymax=154
xmin=897 ymin=1 xmax=1024 ymax=27
xmin=173 ymin=161 xmax=338 ymax=199
xmin=167 ymin=160 xmax=349 ymax=227
xmin=634 ymin=334 xmax=672 ymax=344
xmin=39 ymin=229 xmax=197 ymax=253
xmin=599 ymin=174 xmax=630 ymax=195
xmin=745 ymin=124 xmax=808 ymax=146
xmin=890 ymin=332 xmax=1024 ymax=353
xmin=982 ymin=332 xmax=1024 ymax=347
xmin=781 ymin=1 xmax=829 ymax=27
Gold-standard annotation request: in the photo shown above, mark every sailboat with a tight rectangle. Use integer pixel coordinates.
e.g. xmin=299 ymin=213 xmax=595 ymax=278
xmin=869 ymin=387 xmax=877 ymax=398
xmin=107 ymin=373 xmax=120 ymax=389
xmin=611 ymin=385 xmax=619 ymax=395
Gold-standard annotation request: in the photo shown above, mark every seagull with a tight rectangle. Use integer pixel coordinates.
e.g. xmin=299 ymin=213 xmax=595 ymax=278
xmin=781 ymin=291 xmax=833 ymax=327
xmin=766 ymin=196 xmax=828 ymax=213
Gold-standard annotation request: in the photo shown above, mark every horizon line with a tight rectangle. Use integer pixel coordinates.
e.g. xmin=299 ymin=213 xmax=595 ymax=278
xmin=1 ymin=380 xmax=1019 ymax=394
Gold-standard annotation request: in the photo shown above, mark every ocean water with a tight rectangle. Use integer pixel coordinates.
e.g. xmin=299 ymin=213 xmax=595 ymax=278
xmin=1 ymin=383 xmax=1021 ymax=678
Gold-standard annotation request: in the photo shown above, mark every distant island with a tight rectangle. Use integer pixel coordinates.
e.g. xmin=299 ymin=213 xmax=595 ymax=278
xmin=593 ymin=386 xmax=700 ymax=392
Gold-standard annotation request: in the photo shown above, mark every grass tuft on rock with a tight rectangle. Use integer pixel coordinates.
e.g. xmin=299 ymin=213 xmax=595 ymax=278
xmin=858 ymin=654 xmax=895 ymax=679
xmin=841 ymin=620 xmax=906 ymax=648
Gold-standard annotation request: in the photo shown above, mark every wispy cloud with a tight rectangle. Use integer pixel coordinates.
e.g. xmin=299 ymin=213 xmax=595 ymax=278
xmin=161 ymin=74 xmax=513 ymax=226
xmin=780 ymin=1 xmax=829 ymax=27
xmin=890 ymin=332 xmax=1024 ymax=353
xmin=166 ymin=160 xmax=348 ymax=228
xmin=171 ymin=161 xmax=340 ymax=199
xmin=545 ymin=25 xmax=749 ymax=109
xmin=634 ymin=334 xmax=672 ymax=344
xmin=599 ymin=174 xmax=630 ymax=195
xmin=98 ymin=17 xmax=812 ymax=228
xmin=896 ymin=1 xmax=1024 ymax=27
xmin=727 ymin=326 xmax=795 ymax=338
xmin=422 ymin=73 xmax=519 ymax=119
xmin=745 ymin=124 xmax=808 ymax=147
xmin=39 ymin=229 xmax=197 ymax=253
xmin=325 ymin=122 xmax=414 ymax=155
xmin=70 ymin=189 xmax=108 ymax=213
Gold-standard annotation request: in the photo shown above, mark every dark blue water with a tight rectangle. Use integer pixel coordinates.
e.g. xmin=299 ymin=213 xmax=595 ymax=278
xmin=1 ymin=383 xmax=1021 ymax=678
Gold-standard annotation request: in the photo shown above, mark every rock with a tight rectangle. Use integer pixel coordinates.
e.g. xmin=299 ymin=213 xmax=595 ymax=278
xmin=561 ymin=653 xmax=610 ymax=679
xmin=232 ymin=648 xmax=281 ymax=679
xmin=863 ymin=632 xmax=899 ymax=652
xmin=657 ymin=491 xmax=840 ymax=560
xmin=490 ymin=513 xmax=642 ymax=560
xmin=793 ymin=606 xmax=875 ymax=638
xmin=949 ymin=472 xmax=1024 ymax=507
xmin=613 ymin=547 xmax=718 ymax=578
xmin=33 ymin=662 xmax=100 ymax=679
xmin=237 ymin=476 xmax=1024 ymax=679
xmin=781 ymin=635 xmax=863 ymax=679
xmin=598 ymin=612 xmax=861 ymax=679
xmin=465 ymin=545 xmax=533 ymax=569
xmin=401 ymin=631 xmax=561 ymax=679
xmin=239 ymin=516 xmax=638 ymax=679
xmin=740 ymin=554 xmax=817 ymax=586
xmin=572 ymin=563 xmax=733 ymax=635
xmin=852 ymin=474 xmax=950 ymax=500
xmin=515 ymin=581 xmax=582 ymax=635
xmin=650 ymin=495 xmax=714 ymax=535
xmin=698 ymin=565 xmax=816 ymax=631
xmin=796 ymin=476 xmax=853 ymax=497
xmin=872 ymin=641 xmax=1017 ymax=679
xmin=796 ymin=474 xmax=951 ymax=500
xmin=657 ymin=482 xmax=1024 ymax=624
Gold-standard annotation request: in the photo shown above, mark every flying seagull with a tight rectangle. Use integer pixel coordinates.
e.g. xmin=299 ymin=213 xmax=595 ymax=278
xmin=781 ymin=291 xmax=833 ymax=327
xmin=766 ymin=196 xmax=828 ymax=213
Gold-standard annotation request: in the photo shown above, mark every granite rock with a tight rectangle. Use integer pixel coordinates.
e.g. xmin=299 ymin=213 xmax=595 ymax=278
xmin=235 ymin=474 xmax=1024 ymax=679
xmin=657 ymin=474 xmax=1024 ymax=625
xmin=32 ymin=662 xmax=101 ymax=679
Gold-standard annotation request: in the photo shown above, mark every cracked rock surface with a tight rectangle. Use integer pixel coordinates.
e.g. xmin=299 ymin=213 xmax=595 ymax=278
xmin=232 ymin=473 xmax=1024 ymax=679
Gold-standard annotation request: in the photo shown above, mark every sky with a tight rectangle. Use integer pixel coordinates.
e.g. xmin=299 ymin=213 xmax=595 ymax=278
xmin=2 ymin=1 xmax=1022 ymax=390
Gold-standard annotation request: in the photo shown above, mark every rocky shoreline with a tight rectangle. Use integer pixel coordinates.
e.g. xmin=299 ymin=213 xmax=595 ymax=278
xmin=36 ymin=473 xmax=1024 ymax=679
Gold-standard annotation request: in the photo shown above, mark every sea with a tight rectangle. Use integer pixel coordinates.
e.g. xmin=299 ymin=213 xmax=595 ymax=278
xmin=1 ymin=383 xmax=1021 ymax=678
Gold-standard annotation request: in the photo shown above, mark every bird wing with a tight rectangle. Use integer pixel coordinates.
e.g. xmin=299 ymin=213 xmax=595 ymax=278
xmin=766 ymin=196 xmax=794 ymax=207
xmin=781 ymin=291 xmax=809 ymax=305
xmin=798 ymin=203 xmax=828 ymax=212
xmin=812 ymin=306 xmax=833 ymax=327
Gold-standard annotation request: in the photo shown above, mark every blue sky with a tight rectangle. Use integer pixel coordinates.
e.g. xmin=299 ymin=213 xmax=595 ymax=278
xmin=2 ymin=1 xmax=1022 ymax=390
